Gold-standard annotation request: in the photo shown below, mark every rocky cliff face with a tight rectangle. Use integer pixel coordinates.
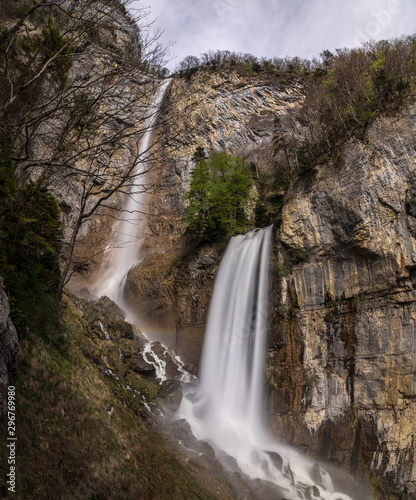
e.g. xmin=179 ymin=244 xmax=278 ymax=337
xmin=0 ymin=279 xmax=19 ymax=427
xmin=123 ymin=72 xmax=416 ymax=496
xmin=124 ymin=246 xmax=221 ymax=367
xmin=125 ymin=70 xmax=304 ymax=362
xmin=268 ymin=105 xmax=416 ymax=497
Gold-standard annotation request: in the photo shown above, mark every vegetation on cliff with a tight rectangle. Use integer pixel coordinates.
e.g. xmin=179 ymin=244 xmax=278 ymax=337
xmin=0 ymin=135 xmax=62 ymax=338
xmin=174 ymin=49 xmax=313 ymax=79
xmin=275 ymin=37 xmax=416 ymax=178
xmin=184 ymin=147 xmax=253 ymax=245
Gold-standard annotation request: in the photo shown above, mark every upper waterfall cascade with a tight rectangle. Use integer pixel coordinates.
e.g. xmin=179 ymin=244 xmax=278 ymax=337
xmin=178 ymin=226 xmax=356 ymax=500
xmin=93 ymin=79 xmax=171 ymax=306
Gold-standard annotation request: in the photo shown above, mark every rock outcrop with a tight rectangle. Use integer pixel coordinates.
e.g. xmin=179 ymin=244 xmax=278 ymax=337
xmin=268 ymin=105 xmax=416 ymax=496
xmin=0 ymin=279 xmax=19 ymax=427
xmin=124 ymin=246 xmax=221 ymax=365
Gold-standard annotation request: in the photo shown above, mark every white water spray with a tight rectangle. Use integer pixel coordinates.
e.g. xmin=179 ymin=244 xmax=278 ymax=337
xmin=93 ymin=79 xmax=171 ymax=306
xmin=178 ymin=226 xmax=354 ymax=500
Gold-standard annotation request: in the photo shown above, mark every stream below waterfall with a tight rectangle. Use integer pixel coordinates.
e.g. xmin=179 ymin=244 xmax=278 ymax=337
xmin=90 ymin=80 xmax=370 ymax=500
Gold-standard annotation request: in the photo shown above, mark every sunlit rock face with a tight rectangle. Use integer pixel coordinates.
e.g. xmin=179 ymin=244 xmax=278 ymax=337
xmin=269 ymin=105 xmax=416 ymax=496
xmin=164 ymin=69 xmax=304 ymax=159
xmin=141 ymin=69 xmax=305 ymax=255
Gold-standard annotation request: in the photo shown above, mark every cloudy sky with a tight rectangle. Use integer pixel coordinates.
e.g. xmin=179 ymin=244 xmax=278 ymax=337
xmin=130 ymin=0 xmax=416 ymax=70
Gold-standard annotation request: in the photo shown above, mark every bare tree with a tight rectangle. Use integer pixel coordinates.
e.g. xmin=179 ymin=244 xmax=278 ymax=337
xmin=0 ymin=0 xmax=173 ymax=295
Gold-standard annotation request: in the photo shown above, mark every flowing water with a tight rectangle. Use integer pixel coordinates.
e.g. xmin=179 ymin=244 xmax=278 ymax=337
xmin=177 ymin=227 xmax=357 ymax=500
xmin=93 ymin=78 xmax=171 ymax=307
xmin=91 ymin=80 xmax=365 ymax=499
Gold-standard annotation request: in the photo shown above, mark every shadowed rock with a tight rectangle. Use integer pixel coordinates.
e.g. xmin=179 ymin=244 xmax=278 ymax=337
xmin=130 ymin=354 xmax=155 ymax=375
xmin=158 ymin=379 xmax=183 ymax=410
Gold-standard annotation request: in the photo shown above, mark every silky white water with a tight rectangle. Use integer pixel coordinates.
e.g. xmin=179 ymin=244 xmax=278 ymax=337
xmin=93 ymin=79 xmax=171 ymax=306
xmin=177 ymin=226 xmax=354 ymax=500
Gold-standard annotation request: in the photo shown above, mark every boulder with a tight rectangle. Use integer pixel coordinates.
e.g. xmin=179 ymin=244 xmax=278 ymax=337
xmin=95 ymin=296 xmax=125 ymax=322
xmin=112 ymin=320 xmax=134 ymax=340
xmin=157 ymin=379 xmax=183 ymax=410
xmin=130 ymin=354 xmax=155 ymax=375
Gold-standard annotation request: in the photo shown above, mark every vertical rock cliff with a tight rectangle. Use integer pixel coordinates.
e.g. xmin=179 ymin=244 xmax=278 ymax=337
xmin=269 ymin=105 xmax=416 ymax=496
xmin=124 ymin=69 xmax=304 ymax=363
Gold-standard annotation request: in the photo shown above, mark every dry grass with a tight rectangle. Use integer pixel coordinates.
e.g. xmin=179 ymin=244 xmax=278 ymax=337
xmin=0 ymin=295 xmax=215 ymax=499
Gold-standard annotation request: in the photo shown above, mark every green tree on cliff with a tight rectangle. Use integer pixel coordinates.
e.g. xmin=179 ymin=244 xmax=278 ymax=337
xmin=185 ymin=149 xmax=253 ymax=244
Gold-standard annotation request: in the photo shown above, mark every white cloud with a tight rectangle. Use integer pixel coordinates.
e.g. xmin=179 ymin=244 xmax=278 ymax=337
xmin=130 ymin=0 xmax=416 ymax=69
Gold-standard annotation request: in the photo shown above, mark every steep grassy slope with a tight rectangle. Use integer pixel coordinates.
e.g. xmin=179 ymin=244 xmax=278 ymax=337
xmin=0 ymin=293 xmax=228 ymax=499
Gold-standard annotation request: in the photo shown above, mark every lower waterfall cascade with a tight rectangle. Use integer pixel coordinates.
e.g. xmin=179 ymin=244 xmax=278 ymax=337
xmin=177 ymin=226 xmax=362 ymax=500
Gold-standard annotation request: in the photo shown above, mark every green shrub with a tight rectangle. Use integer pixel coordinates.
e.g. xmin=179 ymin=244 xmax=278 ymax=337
xmin=0 ymin=136 xmax=62 ymax=338
xmin=184 ymin=148 xmax=253 ymax=244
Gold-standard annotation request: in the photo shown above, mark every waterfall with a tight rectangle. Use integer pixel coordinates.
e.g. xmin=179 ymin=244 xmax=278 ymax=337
xmin=178 ymin=226 xmax=355 ymax=500
xmin=93 ymin=79 xmax=171 ymax=306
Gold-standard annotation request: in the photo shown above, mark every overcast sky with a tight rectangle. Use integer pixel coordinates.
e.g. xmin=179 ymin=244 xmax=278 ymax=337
xmin=130 ymin=0 xmax=416 ymax=70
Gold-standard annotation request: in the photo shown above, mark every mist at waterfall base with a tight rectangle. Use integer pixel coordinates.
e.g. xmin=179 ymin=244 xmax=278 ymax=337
xmin=177 ymin=227 xmax=361 ymax=500
xmin=93 ymin=79 xmax=171 ymax=310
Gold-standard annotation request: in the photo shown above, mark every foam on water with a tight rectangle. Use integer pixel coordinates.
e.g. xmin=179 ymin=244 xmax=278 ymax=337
xmin=177 ymin=226 xmax=355 ymax=500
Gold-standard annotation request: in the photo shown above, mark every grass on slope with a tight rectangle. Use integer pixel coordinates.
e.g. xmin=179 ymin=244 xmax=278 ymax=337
xmin=0 ymin=294 xmax=216 ymax=500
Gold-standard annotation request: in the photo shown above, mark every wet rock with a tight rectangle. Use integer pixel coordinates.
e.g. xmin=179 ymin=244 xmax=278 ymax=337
xmin=157 ymin=379 xmax=183 ymax=410
xmin=171 ymin=418 xmax=192 ymax=441
xmin=283 ymin=463 xmax=295 ymax=485
xmin=312 ymin=485 xmax=320 ymax=497
xmin=133 ymin=331 xmax=147 ymax=349
xmin=148 ymin=342 xmax=179 ymax=379
xmin=130 ymin=354 xmax=155 ymax=375
xmin=95 ymin=296 xmax=125 ymax=322
xmin=185 ymin=391 xmax=202 ymax=404
xmin=112 ymin=320 xmax=134 ymax=340
xmin=217 ymin=450 xmax=241 ymax=473
xmin=309 ymin=463 xmax=324 ymax=487
xmin=151 ymin=342 xmax=165 ymax=357
xmin=266 ymin=451 xmax=283 ymax=472
xmin=198 ymin=440 xmax=216 ymax=460
xmin=184 ymin=363 xmax=198 ymax=376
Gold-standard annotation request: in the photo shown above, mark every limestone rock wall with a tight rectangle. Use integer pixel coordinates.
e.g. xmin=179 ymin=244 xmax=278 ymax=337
xmin=125 ymin=70 xmax=305 ymax=363
xmin=124 ymin=246 xmax=221 ymax=367
xmin=268 ymin=105 xmax=416 ymax=496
